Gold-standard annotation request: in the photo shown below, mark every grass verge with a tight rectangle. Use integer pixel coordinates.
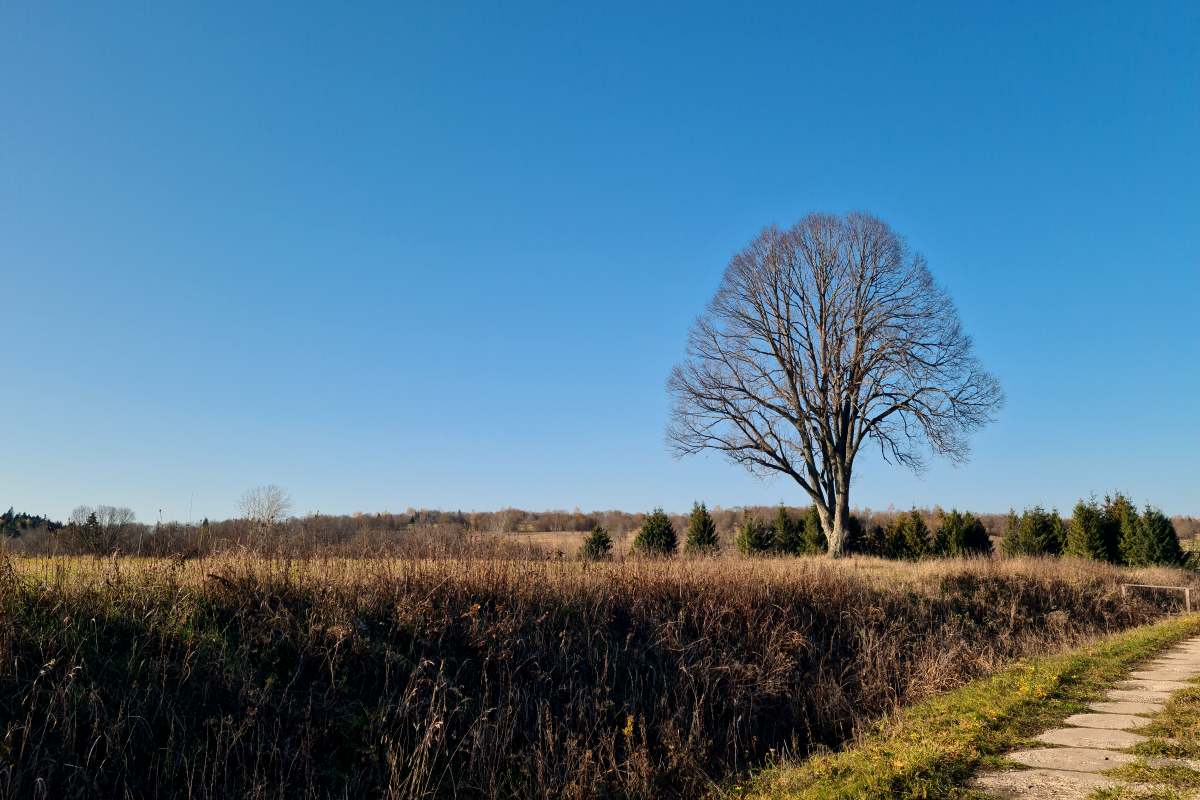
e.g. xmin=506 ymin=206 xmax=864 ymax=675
xmin=732 ymin=614 xmax=1200 ymax=800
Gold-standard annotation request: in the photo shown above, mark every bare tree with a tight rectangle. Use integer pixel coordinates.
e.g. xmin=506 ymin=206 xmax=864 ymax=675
xmin=668 ymin=212 xmax=1003 ymax=556
xmin=66 ymin=504 xmax=137 ymax=553
xmin=238 ymin=485 xmax=292 ymax=528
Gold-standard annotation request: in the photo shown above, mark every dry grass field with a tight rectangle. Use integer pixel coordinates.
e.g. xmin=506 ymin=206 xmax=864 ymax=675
xmin=1 ymin=552 xmax=1198 ymax=799
xmin=479 ymin=529 xmax=644 ymax=556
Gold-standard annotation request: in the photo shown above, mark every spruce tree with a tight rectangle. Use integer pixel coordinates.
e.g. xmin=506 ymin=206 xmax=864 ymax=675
xmin=883 ymin=510 xmax=930 ymax=560
xmin=1127 ymin=506 xmax=1184 ymax=567
xmin=772 ymin=505 xmax=802 ymax=555
xmin=685 ymin=502 xmax=720 ymax=554
xmin=632 ymin=508 xmax=677 ymax=556
xmin=799 ymin=505 xmax=827 ymax=555
xmin=735 ymin=515 xmax=774 ymax=555
xmin=1065 ymin=499 xmax=1112 ymax=561
xmin=936 ymin=510 xmax=992 ymax=557
xmin=579 ymin=526 xmax=613 ymax=560
xmin=1105 ymin=493 xmax=1141 ymax=565
xmin=999 ymin=509 xmax=1022 ymax=556
xmin=854 ymin=523 xmax=887 ymax=556
xmin=1000 ymin=507 xmax=1065 ymax=556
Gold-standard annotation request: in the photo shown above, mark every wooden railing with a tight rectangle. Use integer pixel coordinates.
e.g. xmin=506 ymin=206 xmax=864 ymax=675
xmin=1121 ymin=583 xmax=1194 ymax=613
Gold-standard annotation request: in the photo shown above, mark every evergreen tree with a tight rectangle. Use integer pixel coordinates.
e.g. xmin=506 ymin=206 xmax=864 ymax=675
xmin=685 ymin=502 xmax=720 ymax=554
xmin=772 ymin=505 xmax=802 ymax=554
xmin=1000 ymin=507 xmax=1065 ymax=556
xmin=883 ymin=510 xmax=930 ymax=560
xmin=1065 ymin=499 xmax=1112 ymax=561
xmin=632 ymin=508 xmax=677 ymax=555
xmin=79 ymin=512 xmax=104 ymax=554
xmin=735 ymin=515 xmax=774 ymax=555
xmin=853 ymin=523 xmax=886 ymax=556
xmin=579 ymin=526 xmax=614 ymax=560
xmin=1105 ymin=493 xmax=1141 ymax=565
xmin=999 ymin=509 xmax=1022 ymax=556
xmin=798 ymin=505 xmax=828 ymax=555
xmin=935 ymin=510 xmax=992 ymax=557
xmin=1126 ymin=506 xmax=1184 ymax=567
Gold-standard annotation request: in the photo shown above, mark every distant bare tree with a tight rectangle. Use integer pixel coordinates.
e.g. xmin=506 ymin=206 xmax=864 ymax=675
xmin=238 ymin=485 xmax=292 ymax=528
xmin=66 ymin=504 xmax=137 ymax=553
xmin=669 ymin=212 xmax=1003 ymax=556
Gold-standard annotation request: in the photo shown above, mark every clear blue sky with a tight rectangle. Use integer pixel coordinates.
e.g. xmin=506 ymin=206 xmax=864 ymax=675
xmin=3 ymin=2 xmax=1197 ymax=523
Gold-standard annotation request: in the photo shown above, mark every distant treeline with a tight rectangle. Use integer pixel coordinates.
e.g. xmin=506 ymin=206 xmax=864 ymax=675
xmin=0 ymin=507 xmax=62 ymax=538
xmin=1 ymin=501 xmax=1196 ymax=563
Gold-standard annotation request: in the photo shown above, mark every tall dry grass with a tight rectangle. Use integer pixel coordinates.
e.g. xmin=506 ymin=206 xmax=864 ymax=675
xmin=0 ymin=553 xmax=1195 ymax=799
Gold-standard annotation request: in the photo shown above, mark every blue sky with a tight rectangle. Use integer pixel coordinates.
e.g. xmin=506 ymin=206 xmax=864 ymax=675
xmin=3 ymin=2 xmax=1197 ymax=522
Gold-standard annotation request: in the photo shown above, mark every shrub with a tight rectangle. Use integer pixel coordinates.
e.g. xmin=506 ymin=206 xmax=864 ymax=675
xmin=736 ymin=516 xmax=774 ymax=555
xmin=685 ymin=502 xmax=719 ymax=554
xmin=632 ymin=508 xmax=677 ymax=555
xmin=772 ymin=505 xmax=802 ymax=555
xmin=935 ymin=510 xmax=992 ymax=557
xmin=1065 ymin=499 xmax=1114 ymax=562
xmin=1001 ymin=507 xmax=1065 ymax=557
xmin=579 ymin=526 xmax=613 ymax=560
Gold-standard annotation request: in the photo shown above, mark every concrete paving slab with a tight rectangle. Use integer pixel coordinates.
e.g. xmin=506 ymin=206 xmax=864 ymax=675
xmin=1146 ymin=661 xmax=1200 ymax=671
xmin=1118 ymin=678 xmax=1192 ymax=692
xmin=1062 ymin=713 xmax=1150 ymax=730
xmin=1130 ymin=668 xmax=1200 ymax=681
xmin=973 ymin=767 xmax=1117 ymax=799
xmin=1088 ymin=700 xmax=1163 ymax=715
xmin=1036 ymin=727 xmax=1148 ymax=749
xmin=1007 ymin=747 xmax=1136 ymax=772
xmin=1106 ymin=688 xmax=1172 ymax=703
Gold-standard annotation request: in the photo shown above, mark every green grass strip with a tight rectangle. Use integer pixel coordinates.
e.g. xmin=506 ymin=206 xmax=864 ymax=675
xmin=733 ymin=615 xmax=1200 ymax=800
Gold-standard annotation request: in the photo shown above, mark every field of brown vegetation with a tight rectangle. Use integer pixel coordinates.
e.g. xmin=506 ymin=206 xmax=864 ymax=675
xmin=2 ymin=552 xmax=1198 ymax=799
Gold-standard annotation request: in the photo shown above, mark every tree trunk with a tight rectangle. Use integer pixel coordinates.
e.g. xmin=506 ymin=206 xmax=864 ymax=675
xmin=826 ymin=488 xmax=852 ymax=557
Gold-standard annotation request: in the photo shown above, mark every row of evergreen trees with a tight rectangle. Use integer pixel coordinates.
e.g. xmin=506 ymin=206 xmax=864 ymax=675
xmin=734 ymin=505 xmax=828 ymax=555
xmin=731 ymin=506 xmax=993 ymax=560
xmin=851 ymin=509 xmax=994 ymax=560
xmin=1001 ymin=494 xmax=1185 ymax=566
xmin=579 ymin=503 xmax=994 ymax=560
xmin=580 ymin=494 xmax=1188 ymax=566
xmin=580 ymin=503 xmax=722 ymax=559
